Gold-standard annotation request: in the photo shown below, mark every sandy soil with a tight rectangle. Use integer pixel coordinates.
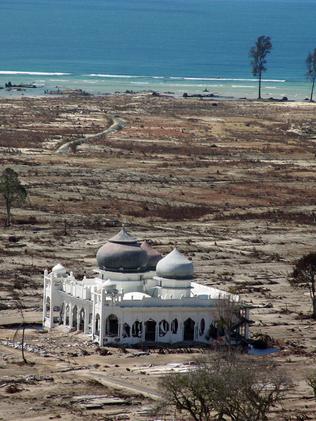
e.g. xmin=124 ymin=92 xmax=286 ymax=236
xmin=1 ymin=94 xmax=316 ymax=420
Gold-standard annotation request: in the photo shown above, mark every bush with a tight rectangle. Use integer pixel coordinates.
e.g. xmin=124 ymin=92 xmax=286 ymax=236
xmin=155 ymin=353 xmax=290 ymax=421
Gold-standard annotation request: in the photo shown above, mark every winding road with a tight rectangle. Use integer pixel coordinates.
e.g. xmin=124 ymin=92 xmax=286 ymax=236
xmin=56 ymin=115 xmax=125 ymax=154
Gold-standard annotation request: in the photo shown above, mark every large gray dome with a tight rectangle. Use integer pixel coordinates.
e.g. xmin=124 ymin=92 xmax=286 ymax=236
xmin=96 ymin=228 xmax=148 ymax=272
xmin=141 ymin=241 xmax=162 ymax=270
xmin=156 ymin=248 xmax=193 ymax=279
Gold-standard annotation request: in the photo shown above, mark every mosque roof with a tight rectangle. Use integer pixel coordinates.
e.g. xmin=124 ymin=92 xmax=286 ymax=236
xmin=52 ymin=263 xmax=66 ymax=273
xmin=140 ymin=241 xmax=162 ymax=269
xmin=156 ymin=248 xmax=194 ymax=280
xmin=108 ymin=228 xmax=138 ymax=244
xmin=96 ymin=228 xmax=148 ymax=273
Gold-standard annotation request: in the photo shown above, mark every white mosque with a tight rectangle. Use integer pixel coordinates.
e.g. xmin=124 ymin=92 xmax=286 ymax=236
xmin=43 ymin=228 xmax=250 ymax=346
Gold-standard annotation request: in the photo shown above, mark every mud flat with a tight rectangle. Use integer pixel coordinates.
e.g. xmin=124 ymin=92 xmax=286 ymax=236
xmin=0 ymin=95 xmax=316 ymax=420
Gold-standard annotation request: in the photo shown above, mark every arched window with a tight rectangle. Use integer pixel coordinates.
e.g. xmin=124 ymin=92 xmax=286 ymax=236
xmin=72 ymin=305 xmax=78 ymax=328
xmin=145 ymin=319 xmax=156 ymax=342
xmin=95 ymin=314 xmax=100 ymax=336
xmin=183 ymin=318 xmax=195 ymax=342
xmin=79 ymin=308 xmax=85 ymax=331
xmin=171 ymin=319 xmax=178 ymax=334
xmin=132 ymin=321 xmax=142 ymax=338
xmin=159 ymin=320 xmax=169 ymax=337
xmin=105 ymin=314 xmax=119 ymax=337
xmin=122 ymin=323 xmax=131 ymax=338
xmin=199 ymin=318 xmax=205 ymax=336
xmin=65 ymin=304 xmax=70 ymax=326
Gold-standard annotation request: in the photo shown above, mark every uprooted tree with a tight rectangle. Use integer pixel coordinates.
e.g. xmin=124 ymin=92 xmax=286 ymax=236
xmin=0 ymin=167 xmax=28 ymax=226
xmin=289 ymin=252 xmax=316 ymax=319
xmin=155 ymin=353 xmax=289 ymax=421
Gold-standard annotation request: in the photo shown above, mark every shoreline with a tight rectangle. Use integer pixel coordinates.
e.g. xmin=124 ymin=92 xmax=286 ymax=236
xmin=1 ymin=89 xmax=315 ymax=106
xmin=0 ymin=72 xmax=313 ymax=102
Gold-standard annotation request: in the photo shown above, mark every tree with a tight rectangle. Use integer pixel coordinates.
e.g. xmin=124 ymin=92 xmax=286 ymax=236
xmin=0 ymin=167 xmax=27 ymax=226
xmin=9 ymin=281 xmax=29 ymax=365
xmin=290 ymin=253 xmax=316 ymax=318
xmin=250 ymin=35 xmax=272 ymax=100
xmin=306 ymin=49 xmax=316 ymax=102
xmin=156 ymin=353 xmax=289 ymax=421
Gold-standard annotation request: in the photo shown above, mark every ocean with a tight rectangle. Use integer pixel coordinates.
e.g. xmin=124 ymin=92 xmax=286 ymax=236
xmin=0 ymin=0 xmax=316 ymax=99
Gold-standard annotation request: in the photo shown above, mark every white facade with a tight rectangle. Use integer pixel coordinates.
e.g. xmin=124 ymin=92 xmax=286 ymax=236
xmin=43 ymin=229 xmax=250 ymax=346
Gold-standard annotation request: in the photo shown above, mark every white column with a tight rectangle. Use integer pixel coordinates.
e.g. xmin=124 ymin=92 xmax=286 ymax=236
xmin=141 ymin=317 xmax=145 ymax=342
xmin=76 ymin=308 xmax=81 ymax=331
xmin=120 ymin=322 xmax=124 ymax=341
xmin=42 ymin=273 xmax=47 ymax=326
xmin=84 ymin=308 xmax=89 ymax=334
xmin=69 ymin=302 xmax=73 ymax=329
xmin=91 ymin=290 xmax=96 ymax=338
xmin=99 ymin=289 xmax=105 ymax=346
xmin=63 ymin=302 xmax=67 ymax=326
xmin=48 ymin=277 xmax=54 ymax=329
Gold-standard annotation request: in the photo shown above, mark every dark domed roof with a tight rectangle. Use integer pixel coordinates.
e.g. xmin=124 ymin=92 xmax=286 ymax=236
xmin=96 ymin=228 xmax=148 ymax=272
xmin=141 ymin=241 xmax=162 ymax=269
xmin=108 ymin=229 xmax=138 ymax=244
xmin=156 ymin=248 xmax=193 ymax=279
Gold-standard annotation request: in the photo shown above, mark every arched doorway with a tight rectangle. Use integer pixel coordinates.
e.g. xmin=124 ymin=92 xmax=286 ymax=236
xmin=132 ymin=321 xmax=142 ymax=338
xmin=105 ymin=314 xmax=119 ymax=337
xmin=199 ymin=318 xmax=205 ymax=336
xmin=59 ymin=303 xmax=65 ymax=325
xmin=72 ymin=305 xmax=78 ymax=328
xmin=95 ymin=314 xmax=100 ymax=336
xmin=88 ymin=313 xmax=93 ymax=333
xmin=145 ymin=319 xmax=156 ymax=342
xmin=65 ymin=304 xmax=70 ymax=326
xmin=171 ymin=318 xmax=178 ymax=334
xmin=122 ymin=323 xmax=131 ymax=338
xmin=183 ymin=318 xmax=195 ymax=341
xmin=159 ymin=320 xmax=169 ymax=337
xmin=79 ymin=308 xmax=85 ymax=331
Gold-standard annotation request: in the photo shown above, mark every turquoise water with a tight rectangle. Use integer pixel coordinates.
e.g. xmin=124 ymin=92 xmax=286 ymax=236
xmin=0 ymin=0 xmax=316 ymax=98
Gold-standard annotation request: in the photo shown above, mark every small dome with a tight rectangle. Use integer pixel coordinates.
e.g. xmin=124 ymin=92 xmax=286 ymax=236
xmin=156 ymin=248 xmax=193 ymax=280
xmin=96 ymin=228 xmax=148 ymax=273
xmin=141 ymin=241 xmax=162 ymax=269
xmin=52 ymin=263 xmax=66 ymax=274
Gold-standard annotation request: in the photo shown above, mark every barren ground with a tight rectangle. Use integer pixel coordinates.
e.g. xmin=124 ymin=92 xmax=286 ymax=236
xmin=1 ymin=94 xmax=316 ymax=420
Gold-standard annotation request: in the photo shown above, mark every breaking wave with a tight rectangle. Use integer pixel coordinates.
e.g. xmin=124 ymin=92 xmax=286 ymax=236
xmin=0 ymin=71 xmax=71 ymax=76
xmin=85 ymin=73 xmax=286 ymax=83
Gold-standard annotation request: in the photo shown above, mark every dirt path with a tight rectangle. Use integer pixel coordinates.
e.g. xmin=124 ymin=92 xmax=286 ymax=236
xmin=56 ymin=115 xmax=125 ymax=154
xmin=79 ymin=370 xmax=161 ymax=400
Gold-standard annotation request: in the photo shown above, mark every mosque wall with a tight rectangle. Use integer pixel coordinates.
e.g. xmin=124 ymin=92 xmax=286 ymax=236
xmin=42 ymin=228 xmax=250 ymax=347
